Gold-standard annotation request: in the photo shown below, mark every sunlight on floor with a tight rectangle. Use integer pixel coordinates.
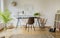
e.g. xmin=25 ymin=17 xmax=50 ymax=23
xmin=0 ymin=27 xmax=50 ymax=38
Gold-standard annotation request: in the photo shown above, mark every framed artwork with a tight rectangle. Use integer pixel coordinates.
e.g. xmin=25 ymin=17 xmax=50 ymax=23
xmin=12 ymin=1 xmax=17 ymax=6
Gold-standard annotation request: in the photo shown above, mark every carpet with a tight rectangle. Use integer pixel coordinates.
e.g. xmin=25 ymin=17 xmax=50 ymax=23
xmin=9 ymin=34 xmax=54 ymax=38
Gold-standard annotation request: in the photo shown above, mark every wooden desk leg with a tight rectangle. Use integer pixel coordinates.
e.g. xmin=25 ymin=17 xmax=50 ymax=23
xmin=16 ymin=19 xmax=19 ymax=28
xmin=37 ymin=18 xmax=40 ymax=28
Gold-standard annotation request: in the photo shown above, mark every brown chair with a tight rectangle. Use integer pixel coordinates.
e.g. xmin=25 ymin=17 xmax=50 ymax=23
xmin=25 ymin=17 xmax=35 ymax=31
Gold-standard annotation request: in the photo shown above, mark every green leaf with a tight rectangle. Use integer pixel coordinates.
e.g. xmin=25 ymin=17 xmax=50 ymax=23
xmin=34 ymin=12 xmax=40 ymax=16
xmin=0 ymin=9 xmax=12 ymax=24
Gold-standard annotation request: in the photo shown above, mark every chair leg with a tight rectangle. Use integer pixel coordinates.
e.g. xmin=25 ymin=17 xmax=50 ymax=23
xmin=28 ymin=25 xmax=29 ymax=32
xmin=31 ymin=25 xmax=32 ymax=30
xmin=25 ymin=23 xmax=27 ymax=30
xmin=33 ymin=24 xmax=35 ymax=31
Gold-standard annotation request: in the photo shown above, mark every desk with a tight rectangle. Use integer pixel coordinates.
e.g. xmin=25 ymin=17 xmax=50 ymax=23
xmin=16 ymin=15 xmax=40 ymax=28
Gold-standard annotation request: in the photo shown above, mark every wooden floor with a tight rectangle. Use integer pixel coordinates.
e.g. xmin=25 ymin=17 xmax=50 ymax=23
xmin=50 ymin=31 xmax=60 ymax=38
xmin=0 ymin=27 xmax=60 ymax=38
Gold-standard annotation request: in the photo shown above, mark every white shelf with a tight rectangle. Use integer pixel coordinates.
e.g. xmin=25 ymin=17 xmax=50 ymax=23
xmin=55 ymin=20 xmax=60 ymax=22
xmin=56 ymin=13 xmax=60 ymax=14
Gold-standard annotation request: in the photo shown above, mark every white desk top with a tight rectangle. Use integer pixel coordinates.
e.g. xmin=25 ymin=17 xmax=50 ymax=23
xmin=17 ymin=15 xmax=40 ymax=19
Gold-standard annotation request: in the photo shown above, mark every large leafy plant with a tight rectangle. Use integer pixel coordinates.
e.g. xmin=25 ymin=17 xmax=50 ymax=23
xmin=0 ymin=9 xmax=12 ymax=29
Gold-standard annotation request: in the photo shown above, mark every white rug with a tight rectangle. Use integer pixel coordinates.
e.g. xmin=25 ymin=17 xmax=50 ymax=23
xmin=9 ymin=34 xmax=54 ymax=38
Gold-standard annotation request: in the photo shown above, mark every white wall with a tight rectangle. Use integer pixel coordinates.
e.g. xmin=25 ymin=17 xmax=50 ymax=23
xmin=4 ymin=0 xmax=60 ymax=26
xmin=5 ymin=0 xmax=44 ymax=26
xmin=43 ymin=0 xmax=60 ymax=26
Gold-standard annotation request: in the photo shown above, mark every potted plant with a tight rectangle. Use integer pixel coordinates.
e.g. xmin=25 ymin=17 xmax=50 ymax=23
xmin=0 ymin=9 xmax=12 ymax=30
xmin=34 ymin=12 xmax=40 ymax=17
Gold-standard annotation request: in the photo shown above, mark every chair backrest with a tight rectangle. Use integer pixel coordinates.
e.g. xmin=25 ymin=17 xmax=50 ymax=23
xmin=27 ymin=17 xmax=34 ymax=24
xmin=40 ymin=18 xmax=47 ymax=24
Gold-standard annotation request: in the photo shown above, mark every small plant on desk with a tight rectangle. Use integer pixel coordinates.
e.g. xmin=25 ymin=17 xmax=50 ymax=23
xmin=34 ymin=12 xmax=41 ymax=17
